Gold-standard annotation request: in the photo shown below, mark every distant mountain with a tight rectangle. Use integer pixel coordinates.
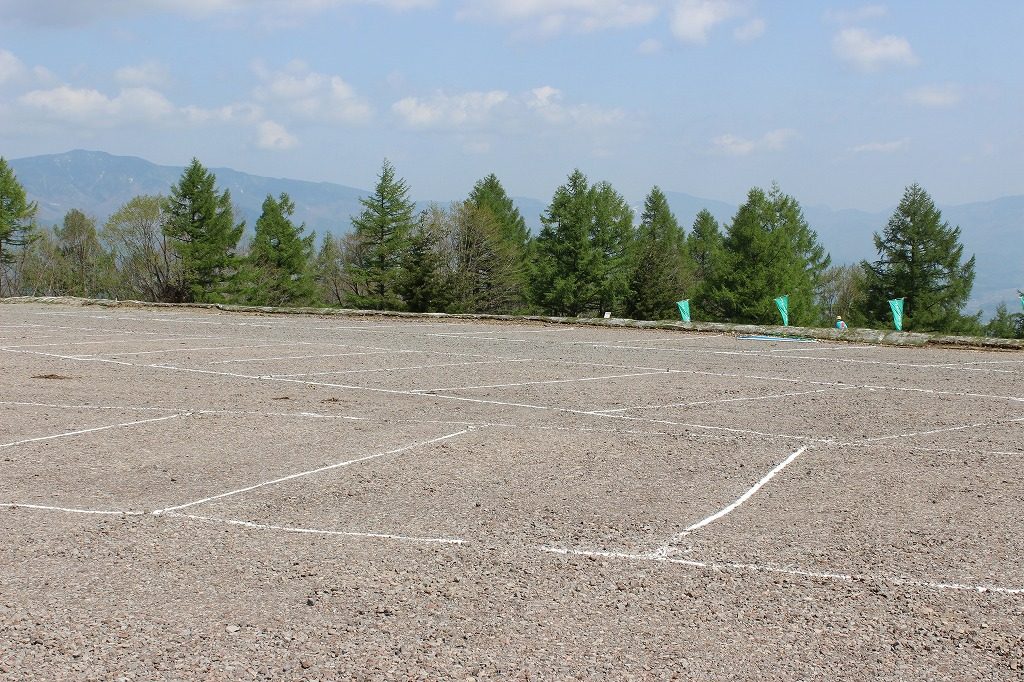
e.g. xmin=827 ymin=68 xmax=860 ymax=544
xmin=8 ymin=149 xmax=1022 ymax=313
xmin=9 ymin=149 xmax=366 ymax=237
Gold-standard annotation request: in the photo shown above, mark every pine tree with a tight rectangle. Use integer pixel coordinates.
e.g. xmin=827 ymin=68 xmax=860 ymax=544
xmin=861 ymin=184 xmax=977 ymax=332
xmin=532 ymin=170 xmax=633 ymax=316
xmin=0 ymin=158 xmax=38 ymax=293
xmin=702 ymin=185 xmax=830 ymax=325
xmin=240 ymin=193 xmax=316 ymax=306
xmin=162 ymin=159 xmax=243 ymax=303
xmin=625 ymin=186 xmax=691 ymax=320
xmin=347 ymin=159 xmax=416 ymax=310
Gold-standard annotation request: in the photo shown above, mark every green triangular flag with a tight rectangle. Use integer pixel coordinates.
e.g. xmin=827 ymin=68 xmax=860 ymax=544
xmin=889 ymin=298 xmax=905 ymax=331
xmin=774 ymin=295 xmax=789 ymax=326
xmin=1019 ymin=295 xmax=1024 ymax=312
xmin=676 ymin=299 xmax=691 ymax=322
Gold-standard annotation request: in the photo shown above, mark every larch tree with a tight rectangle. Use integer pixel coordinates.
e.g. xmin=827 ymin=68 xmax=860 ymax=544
xmin=861 ymin=183 xmax=977 ymax=332
xmin=532 ymin=170 xmax=634 ymax=316
xmin=241 ymin=193 xmax=317 ymax=306
xmin=0 ymin=157 xmax=38 ymax=294
xmin=162 ymin=159 xmax=243 ymax=303
xmin=347 ymin=159 xmax=416 ymax=310
xmin=701 ymin=184 xmax=830 ymax=326
xmin=625 ymin=186 xmax=691 ymax=320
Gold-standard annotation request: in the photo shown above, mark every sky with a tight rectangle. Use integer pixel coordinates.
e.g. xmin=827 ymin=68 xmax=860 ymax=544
xmin=0 ymin=0 xmax=1021 ymax=211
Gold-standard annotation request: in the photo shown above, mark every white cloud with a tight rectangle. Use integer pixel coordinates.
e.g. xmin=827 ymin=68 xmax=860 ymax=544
xmin=712 ymin=128 xmax=796 ymax=155
xmin=457 ymin=0 xmax=659 ymax=37
xmin=824 ymin=4 xmax=887 ymax=24
xmin=115 ymin=61 xmax=170 ymax=87
xmin=392 ymin=90 xmax=509 ymax=128
xmin=390 ymin=85 xmax=624 ymax=132
xmin=850 ymin=138 xmax=909 ymax=153
xmin=905 ymin=84 xmax=961 ymax=108
xmin=253 ymin=61 xmax=372 ymax=124
xmin=256 ymin=120 xmax=298 ymax=150
xmin=833 ymin=28 xmax=917 ymax=71
xmin=669 ymin=0 xmax=742 ymax=44
xmin=0 ymin=49 xmax=26 ymax=84
xmin=733 ymin=17 xmax=764 ymax=41
xmin=17 ymin=85 xmax=175 ymax=125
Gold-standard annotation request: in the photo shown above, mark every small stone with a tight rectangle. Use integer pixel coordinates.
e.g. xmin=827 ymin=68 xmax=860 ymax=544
xmin=225 ymin=625 xmax=240 ymax=634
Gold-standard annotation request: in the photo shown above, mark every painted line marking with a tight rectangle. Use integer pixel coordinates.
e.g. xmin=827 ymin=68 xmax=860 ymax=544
xmin=414 ymin=370 xmax=682 ymax=394
xmin=268 ymin=357 xmax=526 ymax=378
xmin=594 ymin=386 xmax=856 ymax=414
xmin=538 ymin=547 xmax=1024 ymax=595
xmin=163 ymin=512 xmax=465 ymax=545
xmin=653 ymin=445 xmax=811 ymax=558
xmin=0 ymin=414 xmax=184 ymax=450
xmin=153 ymin=428 xmax=472 ymax=515
xmin=207 ymin=350 xmax=413 ymax=365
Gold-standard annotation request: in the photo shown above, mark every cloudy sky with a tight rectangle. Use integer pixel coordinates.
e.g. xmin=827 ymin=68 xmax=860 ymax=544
xmin=0 ymin=1 xmax=1020 ymax=210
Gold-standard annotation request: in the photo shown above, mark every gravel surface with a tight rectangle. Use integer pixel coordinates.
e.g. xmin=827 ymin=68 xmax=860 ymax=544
xmin=2 ymin=301 xmax=1023 ymax=680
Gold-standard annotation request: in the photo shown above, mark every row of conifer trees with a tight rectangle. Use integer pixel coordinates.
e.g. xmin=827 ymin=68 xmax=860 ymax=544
xmin=1 ymin=156 xmax=1017 ymax=336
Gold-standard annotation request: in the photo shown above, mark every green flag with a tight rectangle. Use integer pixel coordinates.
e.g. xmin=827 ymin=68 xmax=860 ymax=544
xmin=676 ymin=299 xmax=691 ymax=322
xmin=889 ymin=298 xmax=905 ymax=331
xmin=1019 ymin=295 xmax=1024 ymax=312
xmin=774 ymin=295 xmax=789 ymax=326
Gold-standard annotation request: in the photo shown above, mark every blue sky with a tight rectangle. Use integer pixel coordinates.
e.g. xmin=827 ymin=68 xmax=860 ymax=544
xmin=1 ymin=1 xmax=1021 ymax=210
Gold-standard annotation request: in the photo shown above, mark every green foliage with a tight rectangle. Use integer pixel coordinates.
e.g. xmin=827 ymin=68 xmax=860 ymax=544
xmin=444 ymin=202 xmax=525 ymax=314
xmin=397 ymin=205 xmax=449 ymax=313
xmin=701 ymin=185 xmax=830 ymax=325
xmin=238 ymin=193 xmax=316 ymax=306
xmin=862 ymin=184 xmax=977 ymax=332
xmin=162 ymin=159 xmax=243 ymax=303
xmin=102 ymin=195 xmax=179 ymax=302
xmin=817 ymin=264 xmax=868 ymax=327
xmin=625 ymin=186 xmax=692 ymax=320
xmin=532 ymin=170 xmax=634 ymax=316
xmin=0 ymin=157 xmax=38 ymax=293
xmin=53 ymin=209 xmax=117 ymax=297
xmin=467 ymin=173 xmax=530 ymax=252
xmin=314 ymin=234 xmax=347 ymax=306
xmin=687 ymin=209 xmax=724 ymax=289
xmin=347 ymin=159 xmax=416 ymax=310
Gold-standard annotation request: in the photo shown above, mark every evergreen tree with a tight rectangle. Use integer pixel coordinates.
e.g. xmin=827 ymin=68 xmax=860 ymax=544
xmin=54 ymin=209 xmax=117 ymax=298
xmin=398 ymin=205 xmax=448 ymax=313
xmin=625 ymin=186 xmax=691 ymax=320
xmin=347 ymin=159 xmax=416 ymax=310
xmin=467 ymin=173 xmax=530 ymax=252
xmin=162 ymin=159 xmax=243 ymax=303
xmin=0 ymin=157 xmax=37 ymax=293
xmin=532 ymin=170 xmax=634 ymax=316
xmin=102 ymin=195 xmax=179 ymax=302
xmin=702 ymin=185 xmax=830 ymax=325
xmin=984 ymin=302 xmax=1023 ymax=339
xmin=466 ymin=173 xmax=531 ymax=310
xmin=240 ymin=193 xmax=316 ymax=306
xmin=686 ymin=210 xmax=725 ymax=318
xmin=861 ymin=184 xmax=977 ymax=331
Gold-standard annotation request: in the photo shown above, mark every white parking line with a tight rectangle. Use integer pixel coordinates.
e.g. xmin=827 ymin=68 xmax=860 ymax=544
xmin=0 ymin=413 xmax=185 ymax=450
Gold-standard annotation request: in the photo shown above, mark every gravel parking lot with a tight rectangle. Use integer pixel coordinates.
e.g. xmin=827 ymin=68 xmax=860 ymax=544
xmin=2 ymin=301 xmax=1022 ymax=680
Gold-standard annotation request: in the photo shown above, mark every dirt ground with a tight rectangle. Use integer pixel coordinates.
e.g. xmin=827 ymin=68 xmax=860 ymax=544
xmin=1 ymin=301 xmax=1022 ymax=680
